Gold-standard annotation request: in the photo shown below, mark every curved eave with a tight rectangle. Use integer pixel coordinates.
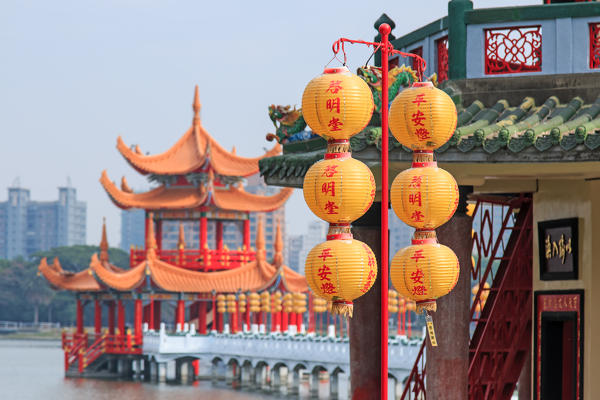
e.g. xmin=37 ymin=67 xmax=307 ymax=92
xmin=212 ymin=186 xmax=293 ymax=212
xmin=100 ymin=171 xmax=207 ymax=210
xmin=38 ymin=258 xmax=101 ymax=292
xmin=116 ymin=122 xmax=282 ymax=177
xmin=90 ymin=254 xmax=147 ymax=291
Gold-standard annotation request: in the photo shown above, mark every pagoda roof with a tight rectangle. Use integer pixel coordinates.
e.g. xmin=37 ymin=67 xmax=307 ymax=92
xmin=38 ymin=257 xmax=101 ymax=292
xmin=39 ymin=219 xmax=308 ymax=294
xmin=116 ymin=86 xmax=282 ymax=177
xmin=100 ymin=170 xmax=293 ymax=212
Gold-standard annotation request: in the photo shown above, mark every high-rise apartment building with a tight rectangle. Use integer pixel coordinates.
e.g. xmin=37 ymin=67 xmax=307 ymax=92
xmin=0 ymin=185 xmax=86 ymax=259
xmin=120 ymin=208 xmax=146 ymax=250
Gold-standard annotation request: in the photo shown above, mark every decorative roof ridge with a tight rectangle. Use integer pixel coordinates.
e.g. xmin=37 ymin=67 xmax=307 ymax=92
xmin=90 ymin=253 xmax=146 ymax=291
xmin=121 ymin=176 xmax=134 ymax=193
xmin=38 ymin=257 xmax=101 ymax=292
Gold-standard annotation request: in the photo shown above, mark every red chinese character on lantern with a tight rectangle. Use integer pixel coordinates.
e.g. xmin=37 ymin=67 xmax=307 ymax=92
xmin=321 ymin=282 xmax=337 ymax=295
xmin=322 ymin=182 xmax=335 ymax=196
xmin=324 ymin=201 xmax=339 ymax=214
xmin=328 ymin=117 xmax=343 ymax=132
xmin=412 ymin=94 xmax=427 ymax=107
xmin=414 ymin=127 xmax=431 ymax=140
xmin=326 ymin=98 xmax=341 ymax=113
xmin=318 ymin=248 xmax=333 ymax=261
xmin=409 ymin=176 xmax=422 ymax=188
xmin=318 ymin=265 xmax=332 ymax=281
xmin=362 ymin=269 xmax=376 ymax=292
xmin=411 ymin=249 xmax=425 ymax=264
xmin=410 ymin=268 xmax=425 ymax=284
xmin=322 ymin=165 xmax=338 ymax=178
xmin=411 ymin=210 xmax=425 ymax=222
xmin=411 ymin=110 xmax=426 ymax=127
xmin=326 ymin=80 xmax=343 ymax=94
xmin=412 ymin=285 xmax=427 ymax=296
xmin=409 ymin=192 xmax=422 ymax=207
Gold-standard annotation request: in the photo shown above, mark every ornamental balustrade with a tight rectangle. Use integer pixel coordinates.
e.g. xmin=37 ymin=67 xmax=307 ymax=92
xmin=389 ymin=3 xmax=600 ymax=79
xmin=130 ymin=247 xmax=256 ymax=271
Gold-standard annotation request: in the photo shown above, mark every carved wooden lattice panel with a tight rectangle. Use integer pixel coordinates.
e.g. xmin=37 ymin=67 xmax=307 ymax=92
xmin=590 ymin=23 xmax=600 ymax=69
xmin=484 ymin=25 xmax=542 ymax=75
xmin=436 ymin=36 xmax=448 ymax=83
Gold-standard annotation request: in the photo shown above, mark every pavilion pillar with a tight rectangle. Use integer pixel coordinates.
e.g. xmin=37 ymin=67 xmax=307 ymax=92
xmin=117 ymin=300 xmax=126 ymax=336
xmin=134 ymin=299 xmax=143 ymax=339
xmin=198 ymin=300 xmax=207 ymax=334
xmin=216 ymin=221 xmax=223 ymax=250
xmin=243 ymin=219 xmax=250 ymax=250
xmin=94 ymin=299 xmax=102 ymax=336
xmin=231 ymin=302 xmax=238 ymax=333
xmin=149 ymin=299 xmax=155 ymax=330
xmin=349 ymin=203 xmax=382 ymax=400
xmin=426 ymin=186 xmax=472 ymax=400
xmin=245 ymin=300 xmax=250 ymax=329
xmin=296 ymin=313 xmax=302 ymax=331
xmin=176 ymin=300 xmax=185 ymax=329
xmin=108 ymin=301 xmax=116 ymax=335
xmin=211 ymin=294 xmax=216 ymax=331
xmin=76 ymin=299 xmax=84 ymax=334
xmin=281 ymin=311 xmax=288 ymax=332
xmin=144 ymin=213 xmax=150 ymax=250
xmin=199 ymin=216 xmax=207 ymax=249
xmin=308 ymin=296 xmax=315 ymax=333
xmin=153 ymin=301 xmax=161 ymax=331
xmin=156 ymin=219 xmax=162 ymax=252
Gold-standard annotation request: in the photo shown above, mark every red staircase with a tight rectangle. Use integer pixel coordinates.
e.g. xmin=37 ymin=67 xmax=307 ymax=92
xmin=400 ymin=194 xmax=533 ymax=400
xmin=62 ymin=331 xmax=143 ymax=374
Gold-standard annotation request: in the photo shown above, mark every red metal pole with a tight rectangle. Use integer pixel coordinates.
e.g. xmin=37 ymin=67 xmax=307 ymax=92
xmin=76 ymin=299 xmax=84 ymax=334
xmin=379 ymin=23 xmax=391 ymax=398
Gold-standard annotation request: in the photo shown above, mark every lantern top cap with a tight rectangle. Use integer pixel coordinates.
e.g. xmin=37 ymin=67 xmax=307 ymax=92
xmin=323 ymin=66 xmax=349 ymax=74
xmin=412 ymin=81 xmax=433 ymax=88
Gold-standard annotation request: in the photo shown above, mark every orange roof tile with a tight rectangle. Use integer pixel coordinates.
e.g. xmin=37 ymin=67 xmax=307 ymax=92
xmin=100 ymin=170 xmax=293 ymax=212
xmin=90 ymin=254 xmax=147 ymax=291
xmin=38 ymin=258 xmax=101 ymax=292
xmin=116 ymin=86 xmax=282 ymax=177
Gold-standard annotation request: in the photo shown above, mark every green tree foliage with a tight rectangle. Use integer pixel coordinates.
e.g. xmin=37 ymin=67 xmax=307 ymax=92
xmin=0 ymin=246 xmax=129 ymax=324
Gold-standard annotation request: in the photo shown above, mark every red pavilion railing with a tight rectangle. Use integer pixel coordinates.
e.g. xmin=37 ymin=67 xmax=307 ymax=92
xmin=130 ymin=248 xmax=256 ymax=271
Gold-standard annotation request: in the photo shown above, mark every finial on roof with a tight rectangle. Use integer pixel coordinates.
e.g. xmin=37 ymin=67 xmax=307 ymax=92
xmin=178 ymin=222 xmax=186 ymax=250
xmin=231 ymin=146 xmax=236 ymax=155
xmin=193 ymin=85 xmax=201 ymax=121
xmin=273 ymin=219 xmax=283 ymax=266
xmin=121 ymin=176 xmax=133 ymax=193
xmin=146 ymin=213 xmax=158 ymax=253
xmin=100 ymin=217 xmax=109 ymax=263
xmin=256 ymin=216 xmax=265 ymax=260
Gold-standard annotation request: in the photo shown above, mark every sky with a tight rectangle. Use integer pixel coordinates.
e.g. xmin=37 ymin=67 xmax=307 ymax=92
xmin=0 ymin=0 xmax=540 ymax=245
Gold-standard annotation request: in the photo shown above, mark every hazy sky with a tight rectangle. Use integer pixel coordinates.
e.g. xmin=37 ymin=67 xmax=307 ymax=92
xmin=0 ymin=0 xmax=539 ymax=245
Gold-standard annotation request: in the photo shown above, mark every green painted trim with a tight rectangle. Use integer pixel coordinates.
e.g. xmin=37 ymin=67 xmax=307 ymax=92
xmin=466 ymin=3 xmax=600 ymax=25
xmin=391 ymin=17 xmax=448 ymax=49
xmin=282 ymin=137 xmax=327 ymax=154
xmin=449 ymin=0 xmax=473 ymax=80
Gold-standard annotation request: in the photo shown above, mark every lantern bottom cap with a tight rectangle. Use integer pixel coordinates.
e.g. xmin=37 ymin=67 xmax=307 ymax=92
xmin=415 ymin=299 xmax=437 ymax=313
xmin=331 ymin=300 xmax=353 ymax=318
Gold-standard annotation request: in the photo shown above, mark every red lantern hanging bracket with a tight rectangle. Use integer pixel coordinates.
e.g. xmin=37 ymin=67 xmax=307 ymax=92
xmin=326 ymin=23 xmax=427 ymax=399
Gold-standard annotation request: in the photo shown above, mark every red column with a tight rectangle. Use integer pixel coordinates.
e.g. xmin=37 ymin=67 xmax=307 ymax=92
xmin=198 ymin=301 xmax=207 ymax=334
xmin=245 ymin=301 xmax=250 ymax=329
xmin=176 ymin=300 xmax=185 ymax=329
xmin=199 ymin=217 xmax=207 ymax=249
xmin=149 ymin=299 xmax=155 ymax=329
xmin=289 ymin=312 xmax=296 ymax=330
xmin=211 ymin=295 xmax=216 ymax=331
xmin=407 ymin=311 xmax=412 ymax=338
xmin=243 ymin=219 xmax=250 ymax=250
xmin=94 ymin=299 xmax=102 ymax=335
xmin=282 ymin=311 xmax=288 ymax=332
xmin=216 ymin=221 xmax=223 ymax=250
xmin=296 ymin=312 xmax=302 ymax=331
xmin=76 ymin=299 xmax=84 ymax=334
xmin=308 ymin=296 xmax=315 ymax=333
xmin=108 ymin=301 xmax=115 ymax=335
xmin=217 ymin=311 xmax=223 ymax=333
xmin=134 ymin=299 xmax=142 ymax=339
xmin=154 ymin=301 xmax=161 ymax=331
xmin=144 ymin=213 xmax=150 ymax=250
xmin=117 ymin=300 xmax=125 ymax=335
xmin=156 ymin=219 xmax=162 ymax=252
xmin=231 ymin=303 xmax=238 ymax=334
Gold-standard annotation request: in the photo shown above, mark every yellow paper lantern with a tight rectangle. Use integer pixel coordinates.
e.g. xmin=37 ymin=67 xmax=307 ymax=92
xmin=302 ymin=66 xmax=374 ymax=140
xmin=388 ymin=81 xmax=457 ymax=150
xmin=390 ymin=165 xmax=458 ymax=229
xmin=391 ymin=241 xmax=459 ymax=312
xmin=305 ymin=238 xmax=377 ymax=317
xmin=304 ymin=157 xmax=375 ymax=223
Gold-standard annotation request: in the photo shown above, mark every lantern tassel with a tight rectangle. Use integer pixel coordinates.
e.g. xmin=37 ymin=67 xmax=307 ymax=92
xmin=416 ymin=299 xmax=437 ymax=313
xmin=331 ymin=300 xmax=353 ymax=318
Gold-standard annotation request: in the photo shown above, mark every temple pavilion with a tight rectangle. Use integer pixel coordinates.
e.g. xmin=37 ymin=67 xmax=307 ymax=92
xmin=37 ymin=87 xmax=309 ymax=375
